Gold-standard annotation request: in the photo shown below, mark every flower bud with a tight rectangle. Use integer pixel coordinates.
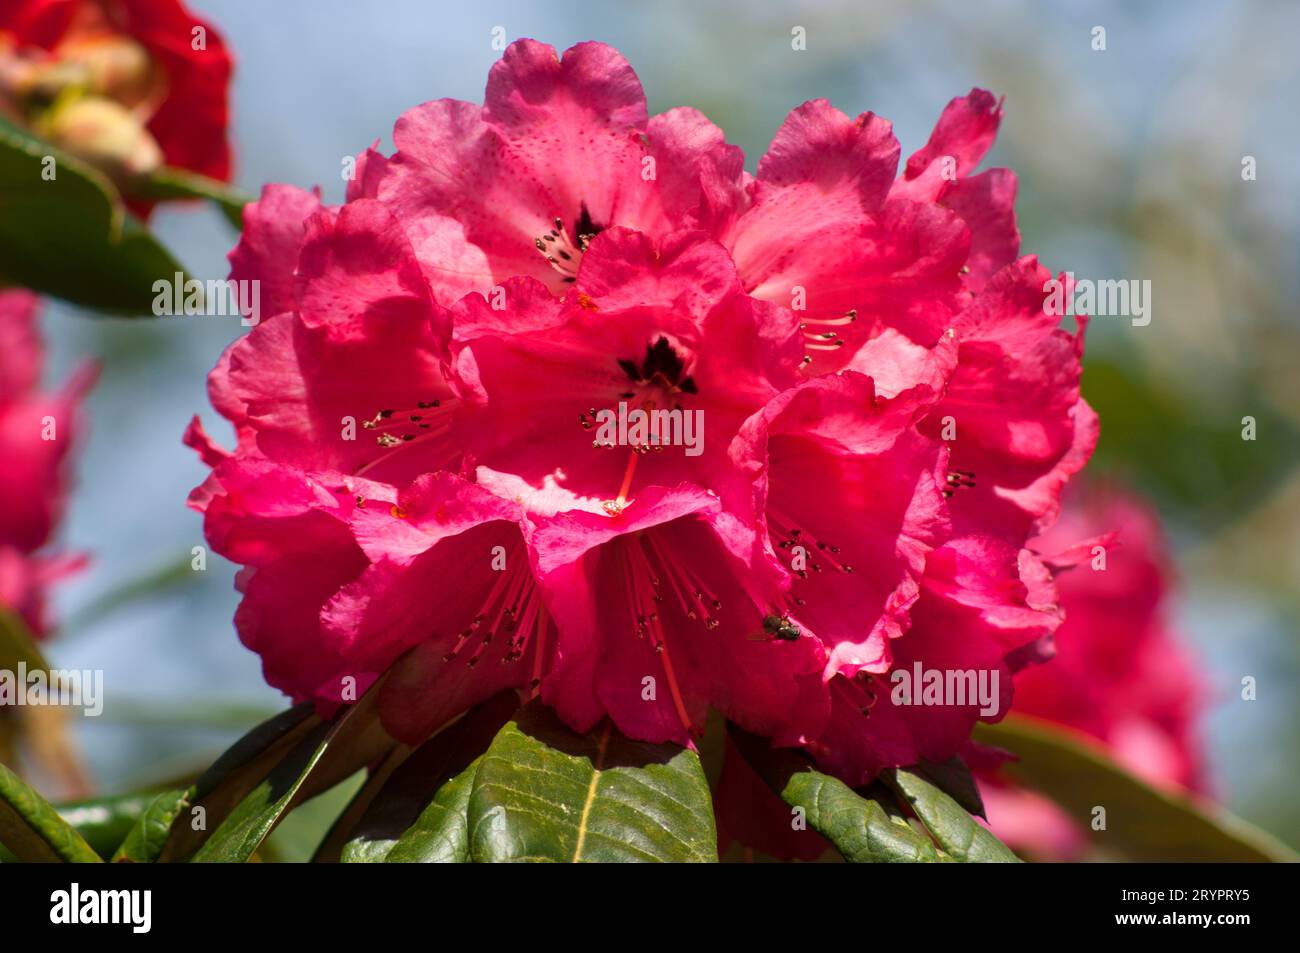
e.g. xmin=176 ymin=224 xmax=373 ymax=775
xmin=57 ymin=34 xmax=158 ymax=109
xmin=39 ymin=95 xmax=163 ymax=178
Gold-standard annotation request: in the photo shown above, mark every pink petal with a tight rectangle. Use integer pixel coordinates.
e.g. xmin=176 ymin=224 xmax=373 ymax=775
xmin=0 ymin=290 xmax=41 ymax=398
xmin=316 ymin=474 xmax=541 ymax=742
xmin=727 ymin=102 xmax=905 ymax=332
xmin=921 ymin=257 xmax=1091 ymax=539
xmin=0 ymin=362 xmax=96 ymax=552
xmin=942 ymin=168 xmax=1020 ymax=291
xmin=726 ymin=373 xmax=949 ymax=680
xmin=374 ymin=40 xmax=680 ymax=302
xmin=574 ymin=227 xmax=741 ymax=321
xmin=903 ymin=88 xmax=1003 ymax=182
xmin=182 ymin=414 xmax=230 ymax=468
xmin=200 ymin=458 xmax=372 ymax=702
xmin=294 ymin=198 xmax=446 ymax=349
xmin=645 ymin=107 xmax=748 ymax=234
xmin=227 ymin=184 xmax=324 ymax=320
xmin=532 ymin=485 xmax=826 ymax=746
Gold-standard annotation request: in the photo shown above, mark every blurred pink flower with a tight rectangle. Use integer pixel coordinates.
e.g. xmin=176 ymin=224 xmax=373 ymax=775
xmin=980 ymin=484 xmax=1208 ymax=858
xmin=0 ymin=289 xmax=94 ymax=636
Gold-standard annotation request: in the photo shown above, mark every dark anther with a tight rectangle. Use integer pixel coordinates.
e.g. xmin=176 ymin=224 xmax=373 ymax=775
xmin=618 ymin=336 xmax=698 ymax=394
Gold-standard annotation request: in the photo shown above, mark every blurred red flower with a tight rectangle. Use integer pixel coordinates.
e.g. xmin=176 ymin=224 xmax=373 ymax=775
xmin=1 ymin=0 xmax=232 ymax=210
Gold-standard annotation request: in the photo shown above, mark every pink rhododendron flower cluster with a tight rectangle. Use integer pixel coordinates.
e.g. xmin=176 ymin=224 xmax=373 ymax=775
xmin=979 ymin=485 xmax=1207 ymax=858
xmin=0 ymin=289 xmax=93 ymax=636
xmin=188 ymin=40 xmax=1095 ymax=784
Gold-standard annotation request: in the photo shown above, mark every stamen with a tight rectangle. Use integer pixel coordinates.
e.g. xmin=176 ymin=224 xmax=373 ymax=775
xmin=802 ymin=308 xmax=857 ymax=328
xmin=524 ymin=612 xmax=549 ymax=697
xmin=439 ymin=541 xmax=549 ymax=680
xmin=618 ymin=533 xmax=708 ymax=737
xmin=615 ymin=448 xmax=639 ymax=502
xmin=354 ymin=398 xmax=457 ymax=477
xmin=833 ymin=673 xmax=879 ymax=720
xmin=534 ymin=217 xmax=586 ymax=281
xmin=797 ymin=310 xmax=856 ymax=353
xmin=943 ymin=468 xmax=976 ymax=499
xmin=769 ymin=508 xmax=853 ymax=576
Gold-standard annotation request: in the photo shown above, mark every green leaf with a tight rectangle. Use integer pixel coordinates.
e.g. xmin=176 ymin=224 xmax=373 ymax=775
xmin=315 ymin=748 xmax=409 ymax=863
xmin=54 ymin=793 xmax=156 ymax=860
xmin=0 ymin=761 xmax=101 ymax=863
xmin=0 ymin=606 xmax=51 ymax=675
xmin=335 ymin=692 xmax=518 ymax=863
xmin=0 ymin=116 xmax=191 ymax=315
xmin=783 ymin=774 xmax=941 ymax=864
xmin=468 ymin=701 xmax=717 ymax=862
xmin=884 ymin=768 xmax=1020 ymax=862
xmin=158 ymin=702 xmax=319 ymax=861
xmin=190 ymin=703 xmax=318 ymax=799
xmin=134 ymin=166 xmax=252 ymax=230
xmin=913 ymin=755 xmax=985 ymax=819
xmin=187 ymin=718 xmax=333 ymax=863
xmin=975 ymin=715 xmax=1299 ymax=862
xmin=266 ymin=771 xmax=366 ymax=863
xmin=190 ymin=685 xmax=394 ymax=863
xmin=729 ymin=726 xmax=939 ymax=863
xmin=111 ymin=789 xmax=188 ymax=863
xmin=384 ymin=756 xmax=480 ymax=864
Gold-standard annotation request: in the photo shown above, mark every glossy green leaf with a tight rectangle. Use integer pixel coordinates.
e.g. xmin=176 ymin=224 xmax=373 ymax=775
xmin=111 ymin=789 xmax=188 ymax=863
xmin=785 ymin=774 xmax=942 ymax=863
xmin=158 ymin=702 xmax=319 ymax=861
xmin=190 ymin=685 xmax=393 ymax=863
xmin=914 ymin=755 xmax=985 ymax=819
xmin=336 ymin=692 xmax=518 ymax=863
xmin=315 ymin=748 xmax=409 ymax=863
xmin=384 ymin=756 xmax=480 ymax=864
xmin=0 ymin=116 xmax=190 ymax=315
xmin=884 ymin=769 xmax=1019 ymax=862
xmin=468 ymin=701 xmax=717 ymax=862
xmin=266 ymin=771 xmax=366 ymax=863
xmin=729 ymin=726 xmax=939 ymax=863
xmin=0 ymin=761 xmax=101 ymax=863
xmin=975 ymin=715 xmax=1298 ymax=862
